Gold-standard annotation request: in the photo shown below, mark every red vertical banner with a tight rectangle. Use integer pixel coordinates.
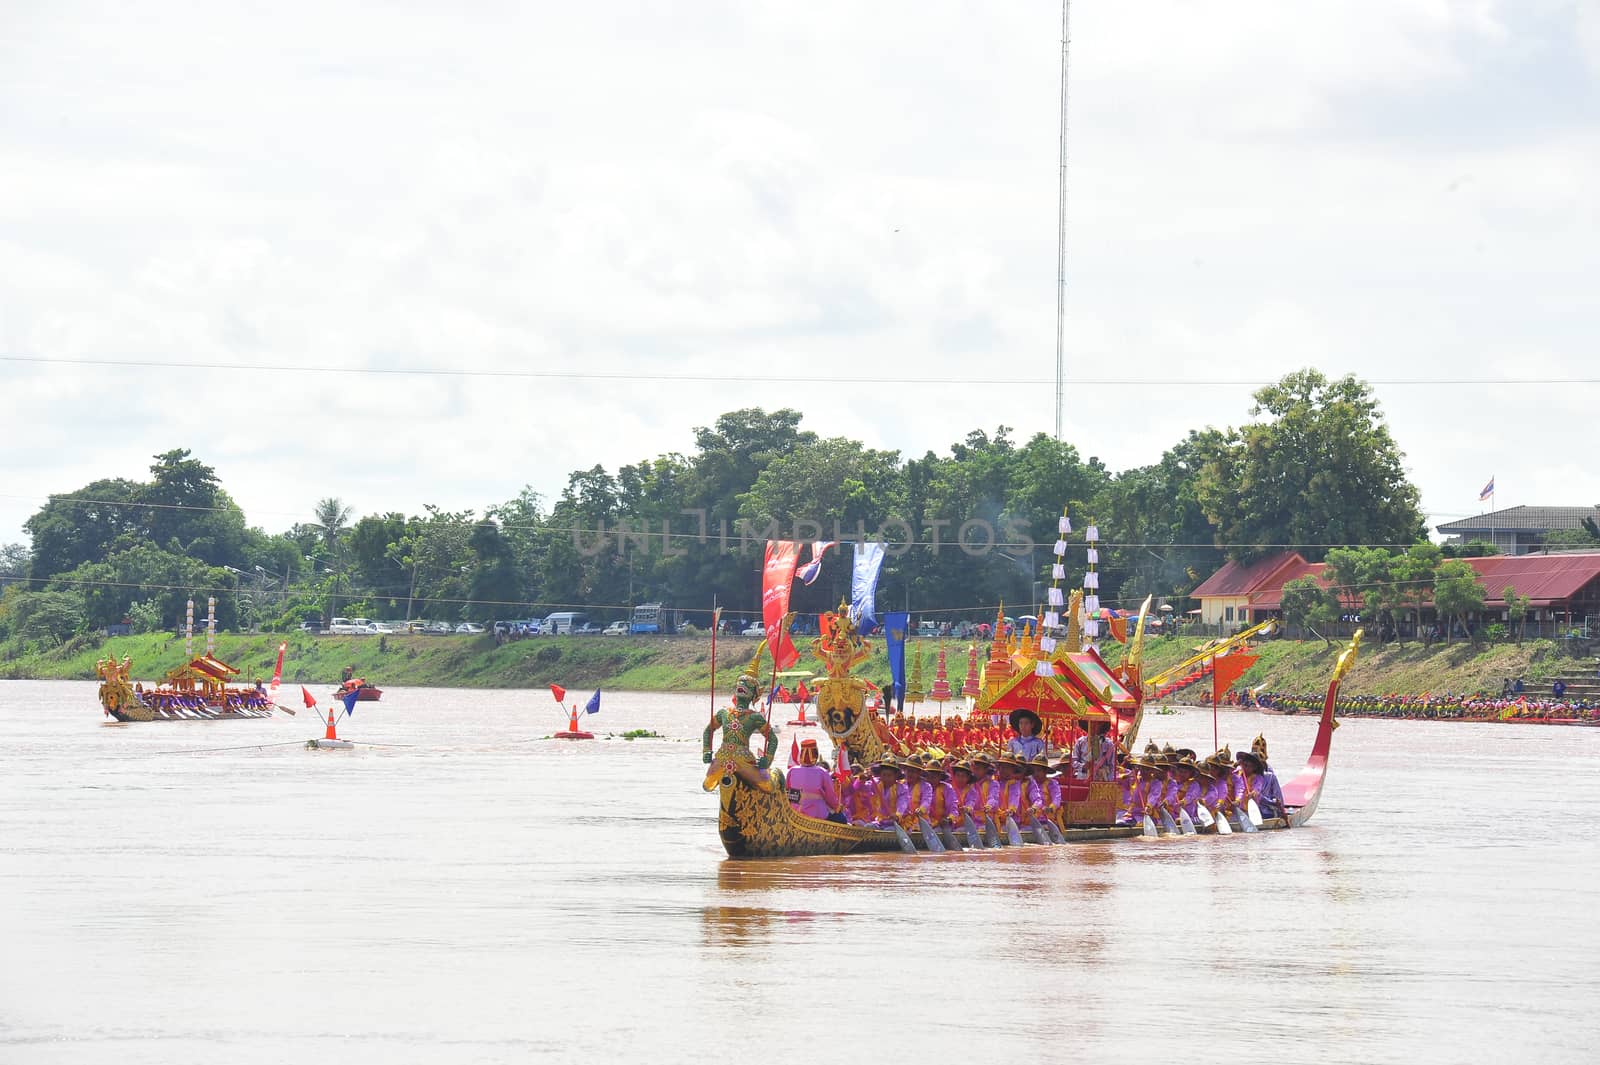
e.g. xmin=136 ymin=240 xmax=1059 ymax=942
xmin=762 ymin=541 xmax=803 ymax=669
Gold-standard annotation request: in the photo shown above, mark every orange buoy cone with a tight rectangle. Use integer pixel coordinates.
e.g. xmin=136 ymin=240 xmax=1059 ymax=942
xmin=325 ymin=707 xmax=338 ymax=741
xmin=568 ymin=707 xmax=580 ymax=733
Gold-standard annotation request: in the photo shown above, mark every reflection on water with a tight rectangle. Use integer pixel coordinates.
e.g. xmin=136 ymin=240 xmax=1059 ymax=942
xmin=3 ymin=681 xmax=1599 ymax=1063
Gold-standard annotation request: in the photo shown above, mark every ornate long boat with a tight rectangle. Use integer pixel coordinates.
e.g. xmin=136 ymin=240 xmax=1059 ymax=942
xmin=98 ymin=642 xmax=292 ymax=722
xmin=707 ymin=602 xmax=1360 ymax=859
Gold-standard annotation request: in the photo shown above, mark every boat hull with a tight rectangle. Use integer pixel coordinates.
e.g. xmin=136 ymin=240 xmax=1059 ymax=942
xmin=106 ymin=705 xmax=271 ymax=722
xmin=715 ymin=771 xmax=1306 ymax=858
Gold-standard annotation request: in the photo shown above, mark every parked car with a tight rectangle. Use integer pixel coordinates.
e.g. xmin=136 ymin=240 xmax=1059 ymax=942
xmin=298 ymin=621 xmax=322 ymax=633
xmin=372 ymin=622 xmax=400 ymax=635
xmin=602 ymin=621 xmax=629 ymax=636
xmin=740 ymin=623 xmax=765 ymax=636
xmin=574 ymin=623 xmax=603 ymax=635
xmin=423 ymin=621 xmax=452 ymax=635
xmin=455 ymin=622 xmax=485 ymax=634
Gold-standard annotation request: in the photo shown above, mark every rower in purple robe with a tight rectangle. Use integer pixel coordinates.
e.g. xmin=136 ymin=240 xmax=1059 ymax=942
xmin=785 ymin=738 xmax=844 ymax=822
xmin=1237 ymin=734 xmax=1286 ymax=821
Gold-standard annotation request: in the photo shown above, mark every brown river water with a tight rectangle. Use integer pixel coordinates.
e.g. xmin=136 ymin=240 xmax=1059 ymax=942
xmin=3 ymin=680 xmax=1597 ymax=1063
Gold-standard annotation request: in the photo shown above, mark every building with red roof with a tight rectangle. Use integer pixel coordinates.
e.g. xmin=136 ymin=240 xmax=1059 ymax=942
xmin=1190 ymin=550 xmax=1600 ymax=634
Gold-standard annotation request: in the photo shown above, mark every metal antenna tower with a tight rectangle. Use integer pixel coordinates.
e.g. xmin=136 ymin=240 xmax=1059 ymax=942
xmin=1053 ymin=0 xmax=1071 ymax=442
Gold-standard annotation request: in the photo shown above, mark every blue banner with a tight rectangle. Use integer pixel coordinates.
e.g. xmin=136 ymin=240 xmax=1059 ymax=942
xmin=883 ymin=611 xmax=909 ymax=712
xmin=585 ymin=689 xmax=601 ymax=715
xmin=850 ymin=542 xmax=886 ymax=634
xmin=340 ymin=689 xmax=360 ymax=717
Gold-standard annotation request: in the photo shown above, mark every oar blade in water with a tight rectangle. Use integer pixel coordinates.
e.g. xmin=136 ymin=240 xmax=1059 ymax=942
xmin=964 ymin=813 xmax=985 ymax=849
xmin=1142 ymin=815 xmax=1158 ymax=837
xmin=1045 ymin=819 xmax=1066 ymax=844
xmin=1194 ymin=805 xmax=1215 ymax=830
xmin=984 ymin=817 xmax=1002 ymax=848
xmin=1004 ymin=816 xmax=1025 ymax=847
xmin=1159 ymin=809 xmax=1180 ymax=835
xmin=893 ymin=823 xmax=919 ymax=854
xmin=1214 ymin=811 xmax=1233 ymax=834
xmin=940 ymin=823 xmax=963 ymax=852
xmin=1247 ymin=799 xmax=1265 ymax=827
xmin=918 ymin=817 xmax=946 ymax=853
xmin=1179 ymin=810 xmax=1198 ymax=836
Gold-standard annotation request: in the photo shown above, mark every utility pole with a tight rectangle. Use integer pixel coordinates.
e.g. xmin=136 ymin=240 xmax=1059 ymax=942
xmin=1054 ymin=0 xmax=1071 ymax=442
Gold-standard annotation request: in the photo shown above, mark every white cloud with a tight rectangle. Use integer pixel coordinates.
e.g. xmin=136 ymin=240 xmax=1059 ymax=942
xmin=1 ymin=1 xmax=1597 ymax=548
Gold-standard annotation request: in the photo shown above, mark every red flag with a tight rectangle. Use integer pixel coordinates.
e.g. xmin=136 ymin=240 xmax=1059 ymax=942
xmin=797 ymin=682 xmax=810 ymax=701
xmin=301 ymin=685 xmax=317 ymax=709
xmin=787 ymin=735 xmax=800 ymax=768
xmin=1212 ymin=652 xmax=1259 ymax=703
xmin=549 ymin=683 xmax=566 ymax=703
xmin=761 ymin=540 xmax=803 ymax=669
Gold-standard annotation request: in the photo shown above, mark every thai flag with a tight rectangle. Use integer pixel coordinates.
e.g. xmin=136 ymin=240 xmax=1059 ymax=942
xmin=1478 ymin=477 xmax=1494 ymax=502
xmin=795 ymin=541 xmax=837 ymax=585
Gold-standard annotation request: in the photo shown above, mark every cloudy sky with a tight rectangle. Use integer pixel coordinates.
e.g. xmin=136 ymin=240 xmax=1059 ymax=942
xmin=2 ymin=1 xmax=1597 ymax=547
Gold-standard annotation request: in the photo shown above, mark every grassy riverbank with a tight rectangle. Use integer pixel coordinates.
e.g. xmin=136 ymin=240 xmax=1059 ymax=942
xmin=4 ymin=628 xmax=1594 ymax=697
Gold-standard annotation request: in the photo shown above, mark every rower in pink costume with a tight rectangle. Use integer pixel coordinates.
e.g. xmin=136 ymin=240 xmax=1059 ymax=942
xmin=844 ymin=765 xmax=878 ymax=826
xmin=919 ymin=756 xmax=962 ymax=829
xmin=996 ymin=754 xmax=1043 ymax=827
xmin=1029 ymin=754 xmax=1062 ymax=828
xmin=871 ymin=758 xmax=910 ymax=829
xmin=969 ymin=754 xmax=1003 ymax=823
xmin=1173 ymin=756 xmax=1203 ymax=821
xmin=785 ymin=738 xmax=842 ymax=821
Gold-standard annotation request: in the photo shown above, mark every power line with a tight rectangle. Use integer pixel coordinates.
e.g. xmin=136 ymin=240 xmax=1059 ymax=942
xmin=4 ymin=354 xmax=1598 ymax=388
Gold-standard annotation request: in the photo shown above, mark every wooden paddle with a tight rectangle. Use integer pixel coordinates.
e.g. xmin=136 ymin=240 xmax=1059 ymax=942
xmin=893 ymin=823 xmax=919 ymax=853
xmin=940 ymin=823 xmax=964 ymax=851
xmin=918 ymin=817 xmax=946 ymax=853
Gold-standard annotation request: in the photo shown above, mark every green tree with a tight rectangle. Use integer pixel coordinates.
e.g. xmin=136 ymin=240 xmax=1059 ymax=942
xmin=1546 ymin=518 xmax=1600 ymax=548
xmin=1279 ymin=575 xmax=1340 ymax=646
xmin=24 ymin=478 xmax=142 ymax=578
xmin=1502 ymin=584 xmax=1530 ymax=643
xmin=387 ymin=506 xmax=475 ymax=621
xmin=1433 ymin=560 xmax=1485 ymax=644
xmin=1389 ymin=541 xmax=1442 ymax=645
xmin=0 ymin=543 xmax=28 ymax=588
xmin=1093 ymin=430 xmax=1226 ymax=608
xmin=4 ymin=589 xmax=86 ymax=644
xmin=1196 ymin=370 xmax=1425 ymax=561
xmin=138 ymin=450 xmax=246 ymax=565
